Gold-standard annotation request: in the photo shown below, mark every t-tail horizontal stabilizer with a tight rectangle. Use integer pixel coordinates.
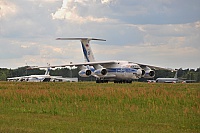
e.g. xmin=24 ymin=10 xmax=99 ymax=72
xmin=56 ymin=38 xmax=106 ymax=42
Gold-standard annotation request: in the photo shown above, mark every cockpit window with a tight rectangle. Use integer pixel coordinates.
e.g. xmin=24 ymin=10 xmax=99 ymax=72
xmin=131 ymin=65 xmax=140 ymax=69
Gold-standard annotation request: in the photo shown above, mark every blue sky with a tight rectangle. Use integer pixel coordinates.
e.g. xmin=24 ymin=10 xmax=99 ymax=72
xmin=0 ymin=0 xmax=200 ymax=69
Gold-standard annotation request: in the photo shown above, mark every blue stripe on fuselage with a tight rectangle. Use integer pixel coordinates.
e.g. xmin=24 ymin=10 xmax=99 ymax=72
xmin=83 ymin=67 xmax=137 ymax=74
xmin=106 ymin=68 xmax=137 ymax=73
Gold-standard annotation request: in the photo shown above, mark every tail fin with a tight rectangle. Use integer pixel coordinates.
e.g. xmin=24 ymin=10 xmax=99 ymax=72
xmin=174 ymin=70 xmax=178 ymax=78
xmin=45 ymin=63 xmax=51 ymax=75
xmin=56 ymin=38 xmax=106 ymax=62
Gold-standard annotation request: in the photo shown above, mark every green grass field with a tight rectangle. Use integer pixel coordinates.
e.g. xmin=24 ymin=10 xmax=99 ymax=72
xmin=0 ymin=82 xmax=199 ymax=133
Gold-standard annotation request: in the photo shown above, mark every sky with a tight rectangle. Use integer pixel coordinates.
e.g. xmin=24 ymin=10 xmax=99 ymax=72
xmin=0 ymin=0 xmax=200 ymax=69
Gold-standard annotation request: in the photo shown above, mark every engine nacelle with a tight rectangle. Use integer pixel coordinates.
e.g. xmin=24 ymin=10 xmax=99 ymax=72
xmin=94 ymin=68 xmax=107 ymax=77
xmin=143 ymin=70 xmax=155 ymax=78
xmin=78 ymin=69 xmax=92 ymax=77
xmin=140 ymin=66 xmax=155 ymax=78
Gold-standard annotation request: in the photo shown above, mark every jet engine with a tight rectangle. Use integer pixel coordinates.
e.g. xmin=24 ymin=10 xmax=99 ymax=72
xmin=143 ymin=69 xmax=155 ymax=78
xmin=141 ymin=66 xmax=155 ymax=78
xmin=94 ymin=68 xmax=107 ymax=77
xmin=78 ymin=69 xmax=92 ymax=77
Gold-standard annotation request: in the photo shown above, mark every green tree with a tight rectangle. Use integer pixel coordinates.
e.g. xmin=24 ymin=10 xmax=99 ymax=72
xmin=196 ymin=68 xmax=200 ymax=82
xmin=0 ymin=72 xmax=7 ymax=81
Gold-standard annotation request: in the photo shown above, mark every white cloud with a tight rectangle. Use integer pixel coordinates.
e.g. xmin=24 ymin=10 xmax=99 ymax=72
xmin=101 ymin=0 xmax=115 ymax=4
xmin=0 ymin=39 xmax=39 ymax=59
xmin=24 ymin=0 xmax=60 ymax=3
xmin=51 ymin=0 xmax=114 ymax=23
xmin=0 ymin=0 xmax=17 ymax=18
xmin=0 ymin=0 xmax=200 ymax=69
xmin=52 ymin=8 xmax=109 ymax=23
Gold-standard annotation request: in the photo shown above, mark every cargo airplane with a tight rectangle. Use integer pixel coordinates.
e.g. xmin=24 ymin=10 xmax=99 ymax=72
xmin=37 ymin=38 xmax=173 ymax=83
xmin=7 ymin=64 xmax=77 ymax=82
xmin=7 ymin=65 xmax=51 ymax=82
xmin=154 ymin=69 xmax=196 ymax=83
xmin=155 ymin=70 xmax=179 ymax=83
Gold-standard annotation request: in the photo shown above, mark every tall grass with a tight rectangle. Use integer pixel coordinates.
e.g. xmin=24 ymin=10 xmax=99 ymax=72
xmin=0 ymin=82 xmax=199 ymax=132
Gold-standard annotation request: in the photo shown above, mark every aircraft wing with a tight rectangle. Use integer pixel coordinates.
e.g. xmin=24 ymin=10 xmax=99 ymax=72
xmin=7 ymin=76 xmax=24 ymax=80
xmin=7 ymin=76 xmax=28 ymax=81
xmin=33 ymin=61 xmax=117 ymax=68
xmin=134 ymin=63 xmax=175 ymax=71
xmin=33 ymin=60 xmax=174 ymax=71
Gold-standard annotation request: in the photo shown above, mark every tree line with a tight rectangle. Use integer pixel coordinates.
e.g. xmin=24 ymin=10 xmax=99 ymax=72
xmin=0 ymin=66 xmax=200 ymax=82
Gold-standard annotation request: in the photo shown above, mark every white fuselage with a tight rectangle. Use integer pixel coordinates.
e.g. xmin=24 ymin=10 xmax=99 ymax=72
xmin=25 ymin=75 xmax=51 ymax=82
xmin=88 ymin=61 xmax=143 ymax=80
xmin=156 ymin=78 xmax=178 ymax=83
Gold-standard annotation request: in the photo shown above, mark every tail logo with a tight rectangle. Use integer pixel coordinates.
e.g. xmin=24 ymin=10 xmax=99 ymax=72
xmin=87 ymin=50 xmax=91 ymax=56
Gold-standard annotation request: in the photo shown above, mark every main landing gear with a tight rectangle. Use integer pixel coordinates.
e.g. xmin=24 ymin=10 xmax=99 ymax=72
xmin=95 ymin=79 xmax=132 ymax=84
xmin=96 ymin=79 xmax=108 ymax=83
xmin=114 ymin=80 xmax=132 ymax=84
